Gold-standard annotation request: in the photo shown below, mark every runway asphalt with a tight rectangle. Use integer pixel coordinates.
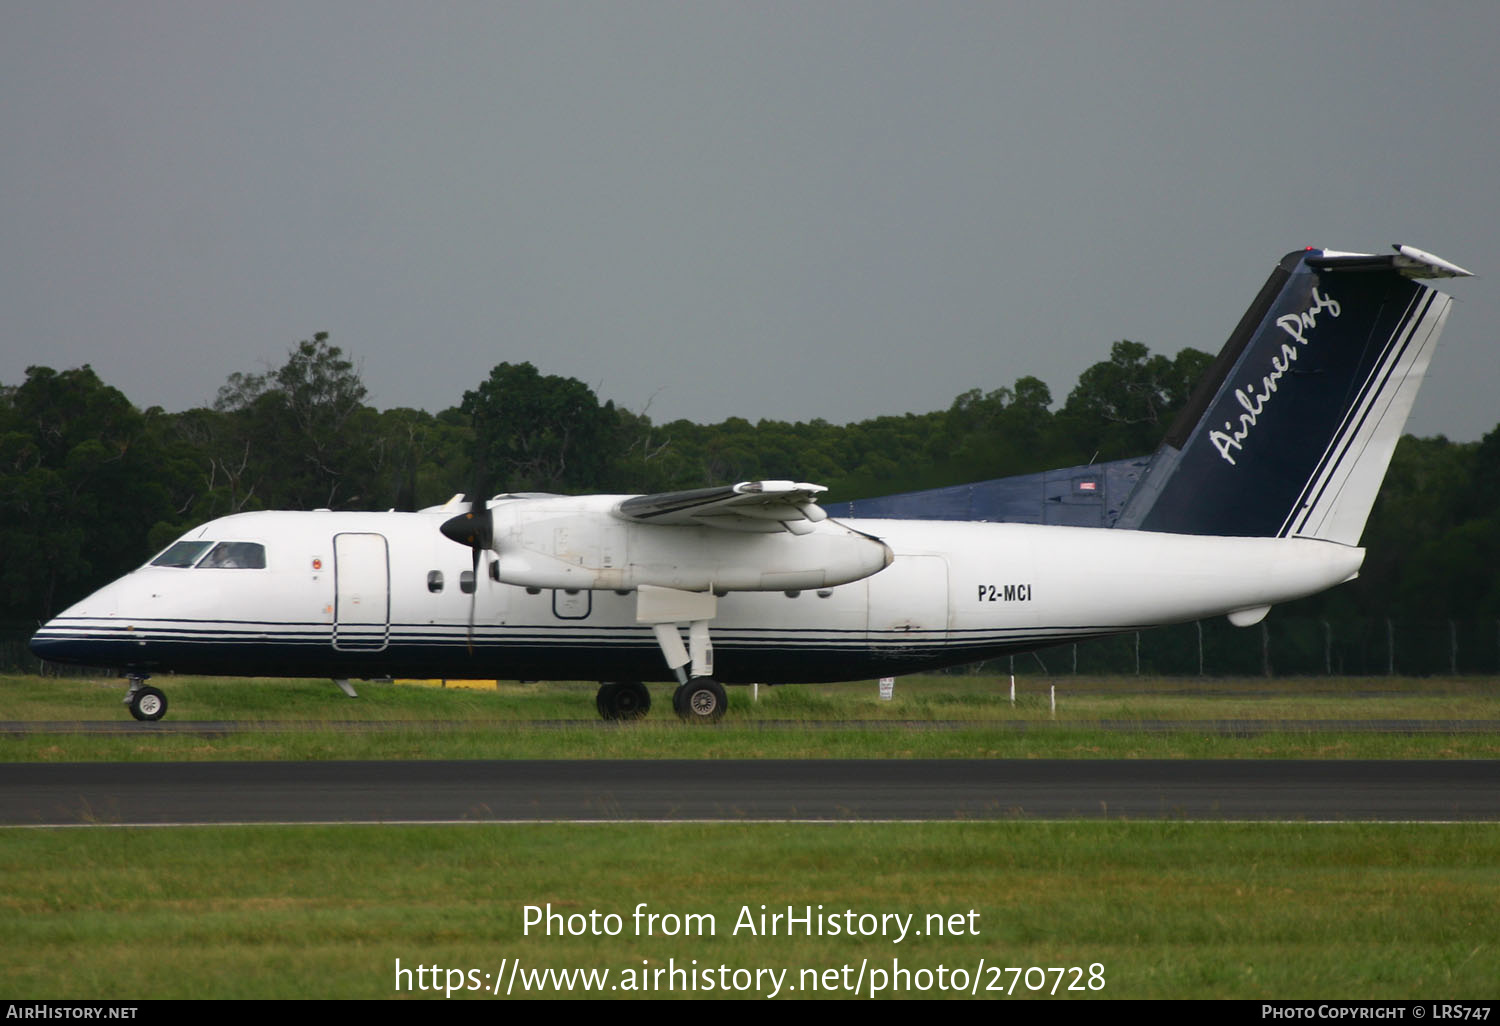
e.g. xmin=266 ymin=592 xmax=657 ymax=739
xmin=2 ymin=758 xmax=1497 ymax=825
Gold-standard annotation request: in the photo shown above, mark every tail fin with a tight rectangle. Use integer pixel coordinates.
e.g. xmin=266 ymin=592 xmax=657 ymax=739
xmin=1115 ymin=244 xmax=1470 ymax=543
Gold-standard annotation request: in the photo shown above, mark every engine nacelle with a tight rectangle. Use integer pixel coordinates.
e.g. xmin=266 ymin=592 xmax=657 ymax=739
xmin=486 ymin=499 xmax=891 ymax=593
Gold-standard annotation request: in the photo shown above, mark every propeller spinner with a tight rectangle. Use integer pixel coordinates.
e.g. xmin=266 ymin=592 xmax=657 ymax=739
xmin=439 ymin=498 xmax=494 ymax=552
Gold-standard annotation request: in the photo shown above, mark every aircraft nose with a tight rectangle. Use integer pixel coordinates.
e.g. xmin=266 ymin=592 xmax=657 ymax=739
xmin=25 ymin=577 xmax=133 ymax=669
xmin=29 ymin=627 xmax=53 ymax=657
xmin=28 ymin=619 xmax=85 ymax=666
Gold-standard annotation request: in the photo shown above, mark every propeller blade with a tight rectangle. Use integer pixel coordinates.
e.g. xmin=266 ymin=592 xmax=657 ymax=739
xmin=444 ymin=409 xmax=496 ymax=654
xmin=468 ymin=543 xmax=481 ymax=653
xmin=439 ymin=502 xmax=495 ymax=653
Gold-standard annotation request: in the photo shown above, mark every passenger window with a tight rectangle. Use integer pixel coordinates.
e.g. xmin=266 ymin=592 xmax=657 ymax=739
xmin=196 ymin=542 xmax=266 ymax=569
xmin=151 ymin=541 xmax=213 ymax=568
xmin=460 ymin=570 xmax=475 ymax=594
xmin=427 ymin=571 xmax=444 ymax=593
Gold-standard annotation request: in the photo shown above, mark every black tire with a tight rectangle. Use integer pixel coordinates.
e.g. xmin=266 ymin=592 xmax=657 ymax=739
xmin=128 ymin=686 xmax=167 ymax=722
xmin=597 ymin=681 xmax=650 ymax=721
xmin=614 ymin=681 xmax=650 ymax=719
xmin=674 ymin=678 xmax=727 ymax=723
xmin=596 ymin=682 xmax=620 ymax=719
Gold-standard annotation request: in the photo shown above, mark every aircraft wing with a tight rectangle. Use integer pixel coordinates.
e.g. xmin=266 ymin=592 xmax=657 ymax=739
xmin=613 ymin=480 xmax=830 ymax=534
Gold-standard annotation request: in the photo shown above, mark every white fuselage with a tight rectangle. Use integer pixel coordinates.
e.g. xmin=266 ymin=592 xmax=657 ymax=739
xmin=30 ymin=508 xmax=1364 ymax=684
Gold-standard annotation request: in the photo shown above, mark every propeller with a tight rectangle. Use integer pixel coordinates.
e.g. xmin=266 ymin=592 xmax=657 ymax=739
xmin=440 ymin=494 xmax=494 ymax=652
xmin=441 ymin=412 xmax=496 ymax=652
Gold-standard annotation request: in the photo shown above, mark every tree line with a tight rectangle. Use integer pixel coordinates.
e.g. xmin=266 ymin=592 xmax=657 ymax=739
xmin=3 ymin=333 xmax=1497 ymax=636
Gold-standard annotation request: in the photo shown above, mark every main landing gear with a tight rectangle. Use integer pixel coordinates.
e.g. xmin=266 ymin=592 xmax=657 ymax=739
xmin=592 ymin=678 xmax=728 ymax=723
xmin=591 ymin=587 xmax=734 ymax=724
xmin=124 ymin=674 xmax=168 ymax=721
xmin=639 ymin=585 xmax=730 ymax=724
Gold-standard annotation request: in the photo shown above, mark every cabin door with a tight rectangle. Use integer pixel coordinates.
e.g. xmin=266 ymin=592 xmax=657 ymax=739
xmin=333 ymin=532 xmax=391 ymax=651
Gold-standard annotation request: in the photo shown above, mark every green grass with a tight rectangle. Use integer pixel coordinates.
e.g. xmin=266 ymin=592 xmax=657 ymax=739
xmin=4 ymin=673 xmax=1500 ymax=761
xmin=1 ymin=822 xmax=1495 ymax=999
xmin=5 ymin=673 xmax=1497 ymax=1000
xmin=12 ymin=671 xmax=1500 ymax=721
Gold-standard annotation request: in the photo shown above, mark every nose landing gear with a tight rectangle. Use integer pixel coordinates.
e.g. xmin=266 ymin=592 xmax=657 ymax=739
xmin=123 ymin=675 xmax=168 ymax=721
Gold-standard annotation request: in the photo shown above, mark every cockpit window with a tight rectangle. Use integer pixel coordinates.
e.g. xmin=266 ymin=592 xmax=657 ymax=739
xmin=150 ymin=541 xmax=214 ymax=568
xmin=197 ymin=542 xmax=267 ymax=569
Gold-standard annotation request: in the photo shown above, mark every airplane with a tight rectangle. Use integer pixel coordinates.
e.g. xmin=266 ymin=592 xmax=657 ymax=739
xmin=29 ymin=243 xmax=1472 ymax=722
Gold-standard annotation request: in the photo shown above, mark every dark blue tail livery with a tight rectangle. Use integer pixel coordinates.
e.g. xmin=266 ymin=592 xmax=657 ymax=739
xmin=844 ymin=245 xmax=1469 ymax=543
xmin=1117 ymin=245 xmax=1468 ymax=542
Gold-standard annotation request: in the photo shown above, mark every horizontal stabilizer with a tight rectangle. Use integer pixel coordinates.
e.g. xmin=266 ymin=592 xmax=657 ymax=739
xmin=1310 ymin=244 xmax=1474 ymax=279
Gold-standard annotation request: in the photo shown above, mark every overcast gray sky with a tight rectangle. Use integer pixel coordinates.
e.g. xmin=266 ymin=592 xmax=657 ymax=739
xmin=3 ymin=1 xmax=1495 ymax=440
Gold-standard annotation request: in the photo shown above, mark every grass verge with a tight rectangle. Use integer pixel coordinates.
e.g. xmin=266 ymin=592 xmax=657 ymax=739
xmin=2 ymin=821 xmax=1495 ymax=999
xmin=4 ymin=673 xmax=1499 ymax=761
